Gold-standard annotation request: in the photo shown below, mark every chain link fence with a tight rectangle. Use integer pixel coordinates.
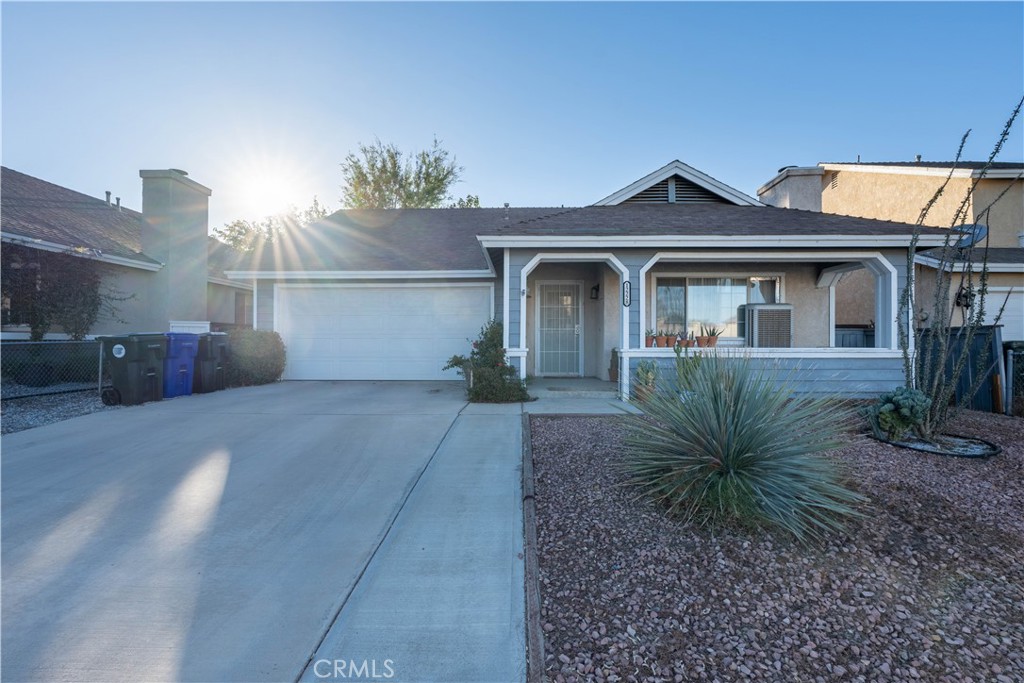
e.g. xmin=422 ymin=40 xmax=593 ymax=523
xmin=1 ymin=340 xmax=107 ymax=399
xmin=1009 ymin=347 xmax=1024 ymax=418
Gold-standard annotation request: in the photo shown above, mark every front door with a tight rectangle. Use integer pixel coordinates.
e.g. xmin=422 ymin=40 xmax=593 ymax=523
xmin=536 ymin=282 xmax=583 ymax=376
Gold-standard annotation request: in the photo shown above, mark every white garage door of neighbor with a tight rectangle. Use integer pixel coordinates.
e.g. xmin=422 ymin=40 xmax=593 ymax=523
xmin=276 ymin=285 xmax=492 ymax=380
xmin=986 ymin=290 xmax=1024 ymax=343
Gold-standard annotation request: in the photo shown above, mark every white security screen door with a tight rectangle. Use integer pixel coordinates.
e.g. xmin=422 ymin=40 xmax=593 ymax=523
xmin=536 ymin=282 xmax=582 ymax=376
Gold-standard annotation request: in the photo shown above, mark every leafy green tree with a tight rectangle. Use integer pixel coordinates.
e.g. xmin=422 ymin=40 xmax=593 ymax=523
xmin=450 ymin=194 xmax=480 ymax=208
xmin=340 ymin=138 xmax=470 ymax=209
xmin=1 ymin=244 xmax=131 ymax=340
xmin=215 ymin=197 xmax=330 ymax=252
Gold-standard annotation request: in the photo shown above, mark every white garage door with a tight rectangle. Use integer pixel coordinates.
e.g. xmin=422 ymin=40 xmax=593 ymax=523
xmin=986 ymin=289 xmax=1023 ymax=342
xmin=276 ymin=284 xmax=492 ymax=380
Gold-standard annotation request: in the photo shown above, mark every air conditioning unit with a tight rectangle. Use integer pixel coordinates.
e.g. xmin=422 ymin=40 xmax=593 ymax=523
xmin=746 ymin=304 xmax=794 ymax=348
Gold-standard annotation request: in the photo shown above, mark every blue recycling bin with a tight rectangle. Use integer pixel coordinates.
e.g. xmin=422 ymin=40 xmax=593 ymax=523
xmin=163 ymin=332 xmax=200 ymax=398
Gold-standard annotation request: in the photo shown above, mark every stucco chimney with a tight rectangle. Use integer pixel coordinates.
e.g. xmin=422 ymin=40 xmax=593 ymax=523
xmin=139 ymin=169 xmax=212 ymax=331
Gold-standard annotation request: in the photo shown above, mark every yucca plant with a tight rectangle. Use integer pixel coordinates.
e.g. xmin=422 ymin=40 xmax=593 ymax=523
xmin=621 ymin=353 xmax=864 ymax=542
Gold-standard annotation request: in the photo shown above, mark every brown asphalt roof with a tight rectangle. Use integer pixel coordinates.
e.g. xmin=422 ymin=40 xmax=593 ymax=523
xmin=2 ymin=166 xmax=245 ymax=278
xmin=245 ymin=207 xmax=564 ymax=272
xmin=919 ymin=247 xmax=1024 ymax=265
xmin=1 ymin=166 xmax=158 ymax=264
xmin=476 ymin=203 xmax=951 ymax=237
xmin=241 ymin=203 xmax=950 ymax=273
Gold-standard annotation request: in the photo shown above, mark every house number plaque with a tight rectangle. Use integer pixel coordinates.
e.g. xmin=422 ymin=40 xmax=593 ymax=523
xmin=622 ymin=281 xmax=631 ymax=307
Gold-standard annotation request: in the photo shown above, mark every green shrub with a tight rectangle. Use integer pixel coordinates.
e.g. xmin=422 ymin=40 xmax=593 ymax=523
xmin=444 ymin=320 xmax=529 ymax=403
xmin=227 ymin=329 xmax=286 ymax=386
xmin=864 ymin=387 xmax=932 ymax=441
xmin=621 ymin=353 xmax=864 ymax=542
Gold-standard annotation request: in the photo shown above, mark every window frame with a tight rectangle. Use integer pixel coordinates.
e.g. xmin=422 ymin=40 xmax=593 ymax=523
xmin=651 ymin=272 xmax=785 ymax=344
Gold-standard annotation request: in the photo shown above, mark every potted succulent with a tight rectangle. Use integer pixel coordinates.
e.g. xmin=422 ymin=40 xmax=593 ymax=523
xmin=656 ymin=330 xmax=674 ymax=348
xmin=645 ymin=328 xmax=656 ymax=347
xmin=634 ymin=359 xmax=657 ymax=403
xmin=696 ymin=324 xmax=722 ymax=348
xmin=678 ymin=332 xmax=696 ymax=348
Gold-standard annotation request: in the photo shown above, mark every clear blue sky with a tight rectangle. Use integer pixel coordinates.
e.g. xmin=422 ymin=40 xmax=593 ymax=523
xmin=3 ymin=1 xmax=1022 ymax=230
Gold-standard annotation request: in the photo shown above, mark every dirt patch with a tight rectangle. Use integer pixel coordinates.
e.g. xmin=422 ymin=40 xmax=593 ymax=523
xmin=531 ymin=411 xmax=1024 ymax=682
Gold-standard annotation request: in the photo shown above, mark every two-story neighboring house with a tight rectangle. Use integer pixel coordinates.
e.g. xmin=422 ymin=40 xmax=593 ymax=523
xmin=758 ymin=161 xmax=1024 ymax=342
xmin=1 ymin=167 xmax=253 ymax=339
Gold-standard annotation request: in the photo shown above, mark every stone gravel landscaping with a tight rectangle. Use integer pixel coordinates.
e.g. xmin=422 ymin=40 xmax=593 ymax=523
xmin=1 ymin=392 xmax=122 ymax=434
xmin=531 ymin=411 xmax=1024 ymax=683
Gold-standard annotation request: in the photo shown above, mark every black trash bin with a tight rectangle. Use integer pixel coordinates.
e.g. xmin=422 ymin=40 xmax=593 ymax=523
xmin=98 ymin=333 xmax=168 ymax=406
xmin=193 ymin=332 xmax=229 ymax=394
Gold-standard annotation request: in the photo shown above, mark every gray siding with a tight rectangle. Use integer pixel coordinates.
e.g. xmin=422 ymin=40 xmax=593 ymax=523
xmin=256 ymin=281 xmax=274 ymax=331
xmin=629 ymin=355 xmax=905 ymax=398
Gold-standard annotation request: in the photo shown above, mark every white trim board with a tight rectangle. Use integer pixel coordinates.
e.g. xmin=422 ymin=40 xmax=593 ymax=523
xmin=226 ymin=269 xmax=495 ymax=280
xmin=1 ymin=233 xmax=163 ymax=271
xmin=914 ymin=254 xmax=1024 ymax=273
xmin=479 ymin=234 xmax=949 ymax=249
xmin=819 ymin=163 xmax=1024 ymax=180
xmin=207 ymin=276 xmax=253 ymax=290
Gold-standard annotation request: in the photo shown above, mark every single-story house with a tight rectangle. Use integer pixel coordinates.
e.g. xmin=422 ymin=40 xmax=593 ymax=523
xmin=1 ymin=166 xmax=252 ymax=338
xmin=758 ymin=160 xmax=1024 ymax=342
xmin=227 ymin=161 xmax=950 ymax=398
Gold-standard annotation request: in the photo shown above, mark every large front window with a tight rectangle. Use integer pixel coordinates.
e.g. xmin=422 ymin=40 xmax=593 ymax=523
xmin=655 ymin=276 xmax=780 ymax=340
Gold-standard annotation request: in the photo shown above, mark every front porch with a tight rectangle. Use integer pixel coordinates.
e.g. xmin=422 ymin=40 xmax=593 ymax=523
xmin=495 ymin=247 xmax=912 ymax=400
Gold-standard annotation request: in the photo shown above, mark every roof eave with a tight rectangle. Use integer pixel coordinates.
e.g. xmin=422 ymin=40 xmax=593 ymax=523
xmin=477 ymin=234 xmax=948 ymax=249
xmin=1 ymin=232 xmax=163 ymax=271
xmin=224 ymin=269 xmax=496 ymax=280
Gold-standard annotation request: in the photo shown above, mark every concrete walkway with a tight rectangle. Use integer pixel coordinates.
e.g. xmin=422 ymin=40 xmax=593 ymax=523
xmin=300 ymin=402 xmax=525 ymax=682
xmin=1 ymin=382 xmax=525 ymax=683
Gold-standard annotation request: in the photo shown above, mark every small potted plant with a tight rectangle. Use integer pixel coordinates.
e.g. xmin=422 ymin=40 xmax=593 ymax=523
xmin=634 ymin=360 xmax=657 ymax=403
xmin=656 ymin=330 xmax=673 ymax=348
xmin=645 ymin=328 xmax=656 ymax=347
xmin=696 ymin=324 xmax=722 ymax=347
xmin=679 ymin=331 xmax=696 ymax=348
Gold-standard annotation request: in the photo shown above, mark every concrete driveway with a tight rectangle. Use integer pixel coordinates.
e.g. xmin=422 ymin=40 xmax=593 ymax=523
xmin=2 ymin=381 xmax=525 ymax=682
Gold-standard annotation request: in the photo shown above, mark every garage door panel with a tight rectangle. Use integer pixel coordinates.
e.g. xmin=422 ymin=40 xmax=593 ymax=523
xmin=277 ymin=285 xmax=491 ymax=380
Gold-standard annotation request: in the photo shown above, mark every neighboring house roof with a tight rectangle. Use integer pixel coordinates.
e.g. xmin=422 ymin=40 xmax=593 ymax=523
xmin=207 ymin=237 xmax=250 ymax=282
xmin=239 ymin=208 xmax=562 ymax=274
xmin=1 ymin=166 xmax=160 ymax=267
xmin=1 ymin=166 xmax=248 ymax=284
xmin=823 ymin=161 xmax=1024 ymax=171
xmin=818 ymin=161 xmax=1023 ymax=180
xmin=594 ymin=160 xmax=763 ymax=206
xmin=917 ymin=246 xmax=1024 ymax=272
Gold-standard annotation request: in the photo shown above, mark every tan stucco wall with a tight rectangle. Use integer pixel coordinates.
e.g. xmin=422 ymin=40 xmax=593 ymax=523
xmin=758 ymin=170 xmax=824 ymax=211
xmin=207 ymin=283 xmax=251 ymax=325
xmin=93 ymin=264 xmax=160 ymax=334
xmin=834 ymin=268 xmax=877 ymax=326
xmin=821 ymin=171 xmax=973 ymax=228
xmin=644 ymin=263 xmax=829 ymax=347
xmin=972 ymin=180 xmax=1024 ymax=247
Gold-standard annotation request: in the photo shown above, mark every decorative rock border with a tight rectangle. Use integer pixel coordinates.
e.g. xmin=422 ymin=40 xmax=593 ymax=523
xmin=879 ymin=433 xmax=1002 ymax=458
xmin=521 ymin=413 xmax=545 ymax=683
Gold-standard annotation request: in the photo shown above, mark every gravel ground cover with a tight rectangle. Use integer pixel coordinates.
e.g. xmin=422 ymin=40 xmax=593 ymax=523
xmin=531 ymin=411 xmax=1024 ymax=683
xmin=1 ymin=391 xmax=122 ymax=434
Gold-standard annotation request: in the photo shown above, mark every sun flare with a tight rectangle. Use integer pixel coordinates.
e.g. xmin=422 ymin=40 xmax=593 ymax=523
xmin=231 ymin=158 xmax=312 ymax=220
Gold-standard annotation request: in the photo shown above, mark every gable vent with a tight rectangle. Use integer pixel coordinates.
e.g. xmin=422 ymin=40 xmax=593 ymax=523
xmin=622 ymin=175 xmax=728 ymax=204
xmin=623 ymin=178 xmax=670 ymax=203
xmin=673 ymin=176 xmax=728 ymax=203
